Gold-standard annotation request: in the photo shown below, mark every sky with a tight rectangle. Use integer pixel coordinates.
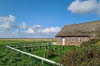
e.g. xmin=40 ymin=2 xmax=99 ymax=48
xmin=0 ymin=0 xmax=100 ymax=38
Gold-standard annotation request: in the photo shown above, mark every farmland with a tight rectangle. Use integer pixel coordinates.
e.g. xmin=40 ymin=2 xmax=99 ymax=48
xmin=15 ymin=45 xmax=80 ymax=61
xmin=0 ymin=46 xmax=50 ymax=66
xmin=0 ymin=39 xmax=56 ymax=66
xmin=0 ymin=39 xmax=79 ymax=66
xmin=0 ymin=39 xmax=100 ymax=66
xmin=0 ymin=38 xmax=56 ymax=41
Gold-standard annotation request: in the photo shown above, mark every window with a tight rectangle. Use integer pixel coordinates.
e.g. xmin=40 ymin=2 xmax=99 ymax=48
xmin=58 ymin=37 xmax=61 ymax=41
xmin=84 ymin=37 xmax=87 ymax=41
xmin=66 ymin=38 xmax=69 ymax=42
xmin=78 ymin=37 xmax=82 ymax=42
xmin=62 ymin=38 xmax=63 ymax=41
xmin=71 ymin=37 xmax=75 ymax=42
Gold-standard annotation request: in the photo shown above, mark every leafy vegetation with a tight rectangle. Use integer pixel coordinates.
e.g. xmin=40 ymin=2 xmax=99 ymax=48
xmin=1 ymin=39 xmax=99 ymax=66
xmin=60 ymin=40 xmax=100 ymax=66
xmin=0 ymin=40 xmax=54 ymax=66
xmin=16 ymin=45 xmax=80 ymax=61
xmin=0 ymin=39 xmax=80 ymax=66
xmin=46 ymin=49 xmax=55 ymax=58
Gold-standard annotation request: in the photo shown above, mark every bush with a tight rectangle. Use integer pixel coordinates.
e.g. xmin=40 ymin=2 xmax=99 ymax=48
xmin=82 ymin=39 xmax=100 ymax=47
xmin=60 ymin=40 xmax=100 ymax=66
xmin=46 ymin=49 xmax=55 ymax=58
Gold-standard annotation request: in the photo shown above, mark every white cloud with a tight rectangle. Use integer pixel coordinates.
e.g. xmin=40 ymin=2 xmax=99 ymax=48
xmin=0 ymin=22 xmax=11 ymax=29
xmin=0 ymin=15 xmax=15 ymax=22
xmin=25 ymin=27 xmax=61 ymax=34
xmin=31 ymin=25 xmax=43 ymax=32
xmin=32 ymin=25 xmax=42 ymax=28
xmin=25 ymin=28 xmax=35 ymax=33
xmin=8 ymin=15 xmax=16 ymax=22
xmin=0 ymin=15 xmax=16 ymax=30
xmin=24 ymin=26 xmax=61 ymax=38
xmin=0 ymin=15 xmax=61 ymax=38
xmin=41 ymin=27 xmax=61 ymax=33
xmin=19 ymin=22 xmax=28 ymax=29
xmin=68 ymin=0 xmax=100 ymax=15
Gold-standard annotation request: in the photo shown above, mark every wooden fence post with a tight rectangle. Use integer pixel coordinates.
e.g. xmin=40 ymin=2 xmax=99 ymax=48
xmin=42 ymin=60 xmax=44 ymax=64
xmin=44 ymin=53 xmax=46 ymax=57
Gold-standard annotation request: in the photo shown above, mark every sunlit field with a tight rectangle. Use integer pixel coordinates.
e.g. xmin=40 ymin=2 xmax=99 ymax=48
xmin=0 ymin=39 xmax=100 ymax=66
xmin=0 ymin=38 xmax=56 ymax=41
xmin=0 ymin=39 xmax=55 ymax=66
xmin=16 ymin=45 xmax=80 ymax=61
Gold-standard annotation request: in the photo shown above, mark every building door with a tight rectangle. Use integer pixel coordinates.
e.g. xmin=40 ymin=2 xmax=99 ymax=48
xmin=62 ymin=38 xmax=65 ymax=45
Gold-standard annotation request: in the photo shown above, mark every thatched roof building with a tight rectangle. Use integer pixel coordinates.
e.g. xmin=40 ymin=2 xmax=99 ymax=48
xmin=56 ymin=20 xmax=100 ymax=39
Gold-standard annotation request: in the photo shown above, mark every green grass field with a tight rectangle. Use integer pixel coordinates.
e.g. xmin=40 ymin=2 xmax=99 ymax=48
xmin=16 ymin=45 xmax=80 ymax=61
xmin=0 ymin=39 xmax=79 ymax=65
xmin=0 ymin=40 xmax=55 ymax=66
xmin=1 ymin=39 xmax=99 ymax=66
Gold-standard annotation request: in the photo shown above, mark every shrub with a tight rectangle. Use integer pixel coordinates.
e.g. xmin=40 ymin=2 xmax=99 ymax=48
xmin=60 ymin=40 xmax=100 ymax=66
xmin=46 ymin=49 xmax=55 ymax=58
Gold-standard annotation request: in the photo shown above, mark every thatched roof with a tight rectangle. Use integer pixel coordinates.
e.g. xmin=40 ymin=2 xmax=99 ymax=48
xmin=56 ymin=20 xmax=100 ymax=38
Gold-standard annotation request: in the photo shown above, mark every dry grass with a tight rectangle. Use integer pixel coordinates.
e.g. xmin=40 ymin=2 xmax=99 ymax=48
xmin=0 ymin=38 xmax=56 ymax=41
xmin=96 ymin=41 xmax=100 ymax=45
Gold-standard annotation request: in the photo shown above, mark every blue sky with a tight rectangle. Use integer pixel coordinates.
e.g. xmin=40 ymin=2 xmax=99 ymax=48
xmin=0 ymin=0 xmax=100 ymax=38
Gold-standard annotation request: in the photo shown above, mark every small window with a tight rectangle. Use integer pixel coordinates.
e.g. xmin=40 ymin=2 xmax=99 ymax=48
xmin=66 ymin=38 xmax=69 ymax=42
xmin=78 ymin=37 xmax=82 ymax=42
xmin=58 ymin=37 xmax=61 ymax=41
xmin=84 ymin=37 xmax=87 ymax=41
xmin=71 ymin=37 xmax=75 ymax=42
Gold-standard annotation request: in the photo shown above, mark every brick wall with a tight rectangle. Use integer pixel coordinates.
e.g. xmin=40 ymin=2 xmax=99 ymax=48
xmin=56 ymin=37 xmax=90 ymax=46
